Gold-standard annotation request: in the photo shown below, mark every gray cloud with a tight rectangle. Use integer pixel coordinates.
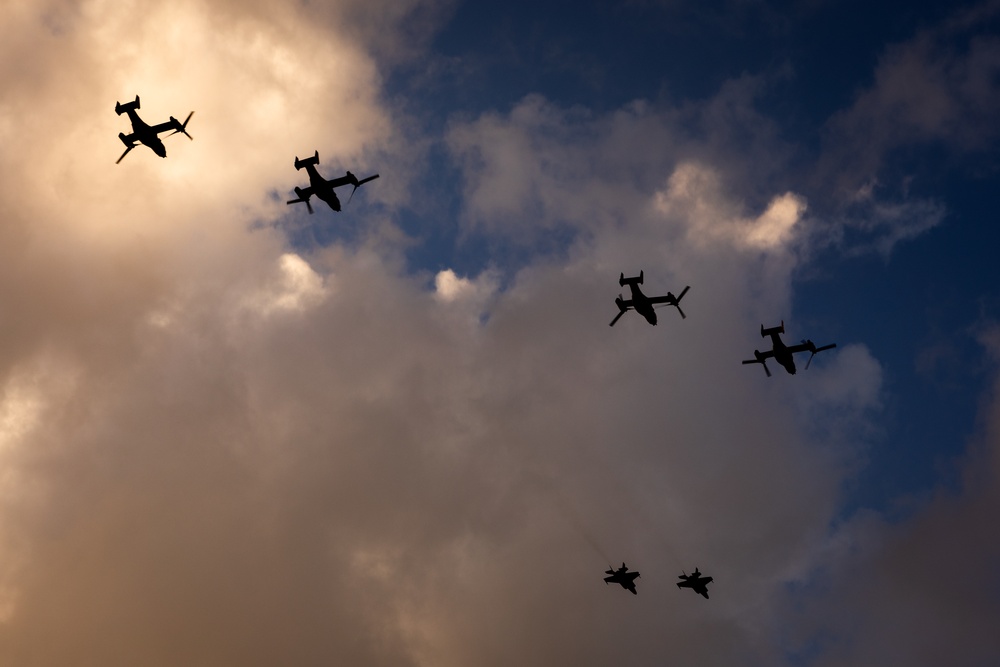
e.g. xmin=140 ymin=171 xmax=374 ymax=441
xmin=821 ymin=2 xmax=1000 ymax=189
xmin=782 ymin=340 xmax=1000 ymax=667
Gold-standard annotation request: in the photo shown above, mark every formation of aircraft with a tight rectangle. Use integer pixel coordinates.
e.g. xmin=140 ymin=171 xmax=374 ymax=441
xmin=742 ymin=321 xmax=837 ymax=377
xmin=676 ymin=568 xmax=713 ymax=599
xmin=113 ymin=95 xmax=846 ymax=608
xmin=286 ymin=151 xmax=380 ymax=214
xmin=609 ymin=271 xmax=690 ymax=327
xmin=604 ymin=563 xmax=641 ymax=594
xmin=114 ymin=98 xmax=381 ymax=219
xmin=114 ymin=95 xmax=193 ymax=164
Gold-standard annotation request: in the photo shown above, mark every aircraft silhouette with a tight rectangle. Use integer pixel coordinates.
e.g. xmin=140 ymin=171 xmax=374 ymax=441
xmin=114 ymin=95 xmax=193 ymax=164
xmin=286 ymin=151 xmax=379 ymax=214
xmin=677 ymin=568 xmax=713 ymax=599
xmin=742 ymin=321 xmax=837 ymax=377
xmin=604 ymin=563 xmax=640 ymax=594
xmin=609 ymin=271 xmax=690 ymax=326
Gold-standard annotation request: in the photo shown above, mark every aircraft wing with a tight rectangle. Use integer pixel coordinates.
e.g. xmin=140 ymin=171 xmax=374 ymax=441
xmin=149 ymin=120 xmax=177 ymax=135
xmin=785 ymin=342 xmax=813 ymax=355
xmin=742 ymin=350 xmax=775 ymax=362
xmin=646 ymin=294 xmax=677 ymax=305
xmin=289 ymin=186 xmax=315 ymax=199
xmin=324 ymin=174 xmax=355 ymax=189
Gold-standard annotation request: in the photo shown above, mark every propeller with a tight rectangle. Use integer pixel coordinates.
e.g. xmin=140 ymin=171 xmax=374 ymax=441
xmin=609 ymin=295 xmax=628 ymax=327
xmin=742 ymin=356 xmax=771 ymax=377
xmin=805 ymin=343 xmax=837 ymax=370
xmin=286 ymin=187 xmax=314 ymax=214
xmin=168 ymin=111 xmax=194 ymax=140
xmin=673 ymin=285 xmax=690 ymax=319
xmin=115 ymin=144 xmax=135 ymax=164
xmin=346 ymin=173 xmax=380 ymax=205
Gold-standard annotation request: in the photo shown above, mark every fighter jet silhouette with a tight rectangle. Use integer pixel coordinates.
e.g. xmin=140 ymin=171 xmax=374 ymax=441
xmin=604 ymin=563 xmax=640 ymax=595
xmin=676 ymin=568 xmax=713 ymax=599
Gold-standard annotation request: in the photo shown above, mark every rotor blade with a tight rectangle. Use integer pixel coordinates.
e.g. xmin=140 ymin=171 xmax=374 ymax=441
xmin=675 ymin=304 xmax=686 ymax=319
xmin=168 ymin=111 xmax=194 ymax=140
xmin=609 ymin=310 xmax=626 ymax=327
xmin=742 ymin=358 xmax=771 ymax=376
xmin=805 ymin=343 xmax=837 ymax=370
xmin=676 ymin=285 xmax=690 ymax=302
xmin=115 ymin=144 xmax=134 ymax=164
xmin=286 ymin=198 xmax=315 ymax=215
xmin=346 ymin=174 xmax=380 ymax=205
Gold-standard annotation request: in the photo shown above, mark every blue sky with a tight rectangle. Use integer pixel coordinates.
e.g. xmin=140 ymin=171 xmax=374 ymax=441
xmin=386 ymin=0 xmax=1000 ymax=513
xmin=1 ymin=0 xmax=999 ymax=665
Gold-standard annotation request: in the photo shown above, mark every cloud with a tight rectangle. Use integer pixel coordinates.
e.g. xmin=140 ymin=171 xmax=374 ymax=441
xmin=654 ymin=163 xmax=806 ymax=251
xmin=0 ymin=1 xmax=982 ymax=665
xmin=782 ymin=335 xmax=1000 ymax=666
xmin=445 ymin=81 xmax=791 ymax=244
xmin=820 ymin=2 xmax=1000 ymax=190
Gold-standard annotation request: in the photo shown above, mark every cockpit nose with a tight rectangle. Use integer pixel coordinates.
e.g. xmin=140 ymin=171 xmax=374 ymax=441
xmin=153 ymin=144 xmax=167 ymax=158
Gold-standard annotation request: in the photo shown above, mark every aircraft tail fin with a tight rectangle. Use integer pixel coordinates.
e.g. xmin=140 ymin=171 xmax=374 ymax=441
xmin=294 ymin=151 xmax=321 ymax=170
xmin=618 ymin=271 xmax=643 ymax=287
xmin=114 ymin=95 xmax=140 ymax=116
xmin=760 ymin=321 xmax=785 ymax=338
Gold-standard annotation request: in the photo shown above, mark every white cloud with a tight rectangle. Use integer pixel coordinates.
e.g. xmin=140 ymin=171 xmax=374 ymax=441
xmin=244 ymin=253 xmax=326 ymax=315
xmin=654 ymin=162 xmax=807 ymax=251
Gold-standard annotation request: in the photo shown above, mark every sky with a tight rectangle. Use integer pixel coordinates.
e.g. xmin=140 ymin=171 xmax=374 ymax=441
xmin=0 ymin=0 xmax=999 ymax=665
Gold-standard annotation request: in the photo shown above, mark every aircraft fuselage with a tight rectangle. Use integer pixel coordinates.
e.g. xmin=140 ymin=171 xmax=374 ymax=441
xmin=626 ymin=284 xmax=657 ymax=326
xmin=303 ymin=164 xmax=342 ymax=212
xmin=121 ymin=110 xmax=167 ymax=157
xmin=765 ymin=334 xmax=797 ymax=374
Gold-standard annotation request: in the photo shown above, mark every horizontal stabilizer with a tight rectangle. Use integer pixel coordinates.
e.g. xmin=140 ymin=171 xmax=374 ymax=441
xmin=294 ymin=150 xmax=320 ymax=170
xmin=114 ymin=95 xmax=140 ymax=115
xmin=619 ymin=271 xmax=643 ymax=287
